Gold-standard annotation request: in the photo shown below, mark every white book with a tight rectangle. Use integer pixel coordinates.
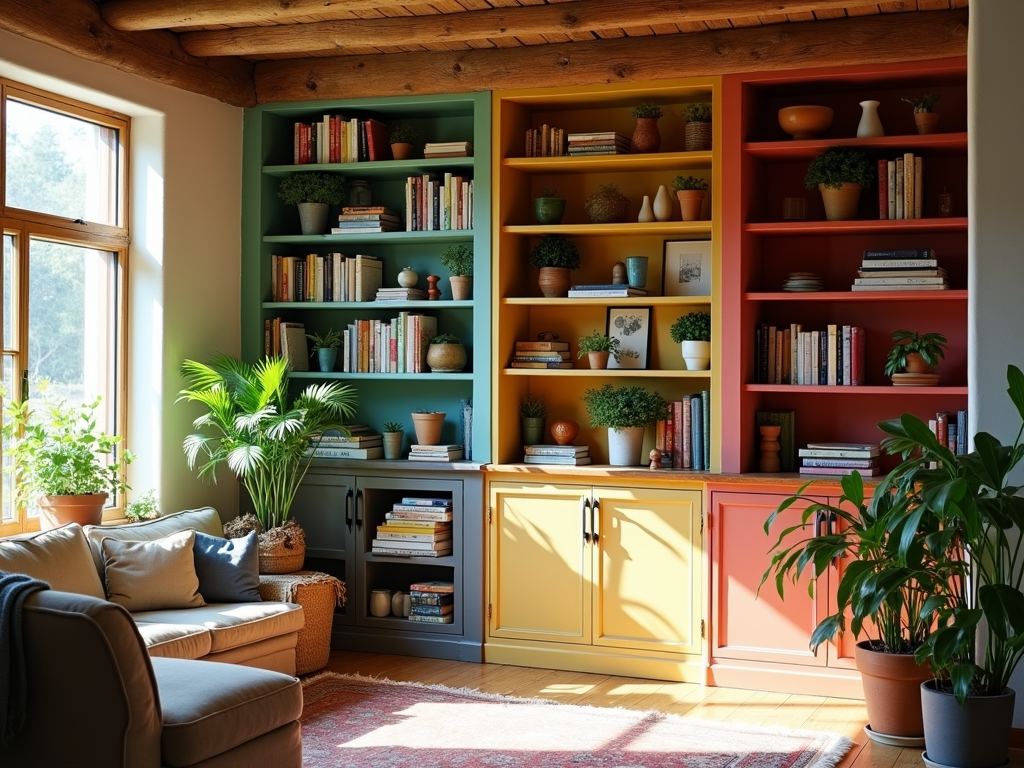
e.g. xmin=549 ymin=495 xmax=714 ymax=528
xmin=854 ymin=276 xmax=947 ymax=285
xmin=852 ymin=284 xmax=949 ymax=291
xmin=842 ymin=325 xmax=852 ymax=386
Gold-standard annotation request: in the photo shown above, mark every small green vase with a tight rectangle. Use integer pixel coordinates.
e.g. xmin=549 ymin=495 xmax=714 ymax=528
xmin=534 ymin=197 xmax=566 ymax=225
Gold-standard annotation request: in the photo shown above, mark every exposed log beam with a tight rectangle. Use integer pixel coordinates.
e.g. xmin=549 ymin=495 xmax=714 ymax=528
xmin=178 ymin=0 xmax=860 ymax=57
xmin=254 ymin=8 xmax=967 ymax=103
xmin=0 ymin=0 xmax=256 ymax=107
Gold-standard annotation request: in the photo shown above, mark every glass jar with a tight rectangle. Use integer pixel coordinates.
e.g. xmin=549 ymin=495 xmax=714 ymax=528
xmin=348 ymin=179 xmax=372 ymax=208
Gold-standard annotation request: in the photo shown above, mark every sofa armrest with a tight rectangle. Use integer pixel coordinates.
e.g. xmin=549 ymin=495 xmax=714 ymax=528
xmin=0 ymin=591 xmax=163 ymax=768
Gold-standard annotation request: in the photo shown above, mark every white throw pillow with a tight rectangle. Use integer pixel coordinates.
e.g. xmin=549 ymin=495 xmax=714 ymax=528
xmin=101 ymin=529 xmax=206 ymax=612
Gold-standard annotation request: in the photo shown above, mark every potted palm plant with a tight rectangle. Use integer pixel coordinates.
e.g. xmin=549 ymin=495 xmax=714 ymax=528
xmin=529 ymin=234 xmax=581 ymax=297
xmin=277 ymin=171 xmax=347 ymax=234
xmin=577 ymin=330 xmax=621 ymax=370
xmin=439 ymin=243 xmax=473 ymax=300
xmin=670 ymin=311 xmax=711 ymax=370
xmin=804 ymin=146 xmax=874 ymax=221
xmin=582 ymin=383 xmax=666 ymax=466
xmin=2 ymin=392 xmax=134 ymax=530
xmin=177 ymin=354 xmax=358 ymax=573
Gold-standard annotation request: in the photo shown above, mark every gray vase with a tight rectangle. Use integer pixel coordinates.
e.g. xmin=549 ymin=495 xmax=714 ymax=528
xmin=297 ymin=202 xmax=329 ymax=235
xmin=921 ymin=680 xmax=1014 ymax=768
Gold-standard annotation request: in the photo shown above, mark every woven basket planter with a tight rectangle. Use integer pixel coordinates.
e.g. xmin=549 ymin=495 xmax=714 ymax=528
xmin=685 ymin=121 xmax=712 ymax=151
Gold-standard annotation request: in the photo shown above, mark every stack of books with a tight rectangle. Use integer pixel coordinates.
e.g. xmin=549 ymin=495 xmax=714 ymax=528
xmin=408 ymin=444 xmax=464 ymax=461
xmin=372 ymin=499 xmax=454 ymax=558
xmin=567 ymin=283 xmax=647 ymax=298
xmin=375 ymin=287 xmax=428 ymax=301
xmin=798 ymin=442 xmax=882 ymax=476
xmin=331 ymin=206 xmax=402 ymax=234
xmin=523 ymin=444 xmax=591 ymax=465
xmin=853 ymin=248 xmax=948 ymax=291
xmin=511 ymin=339 xmax=572 ymax=369
xmin=408 ymin=580 xmax=455 ymax=624
xmin=566 ymin=132 xmax=629 ymax=156
xmin=423 ymin=141 xmax=472 ymax=158
xmin=304 ymin=427 xmax=383 ymax=460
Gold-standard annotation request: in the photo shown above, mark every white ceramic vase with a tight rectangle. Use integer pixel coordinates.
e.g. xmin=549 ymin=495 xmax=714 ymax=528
xmin=681 ymin=340 xmax=711 ymax=370
xmin=653 ymin=184 xmax=673 ymax=221
xmin=856 ymin=100 xmax=884 ymax=138
xmin=638 ymin=195 xmax=655 ymax=222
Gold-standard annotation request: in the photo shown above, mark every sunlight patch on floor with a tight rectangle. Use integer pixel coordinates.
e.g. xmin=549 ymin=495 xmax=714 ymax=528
xmin=539 ymin=683 xmax=595 ymax=696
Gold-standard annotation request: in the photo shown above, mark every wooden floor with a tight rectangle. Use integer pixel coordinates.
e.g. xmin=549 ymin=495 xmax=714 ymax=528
xmin=318 ymin=650 xmax=1023 ymax=768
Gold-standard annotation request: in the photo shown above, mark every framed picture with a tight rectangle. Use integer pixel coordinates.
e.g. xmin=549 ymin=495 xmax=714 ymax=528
xmin=663 ymin=240 xmax=712 ymax=297
xmin=606 ymin=306 xmax=652 ymax=370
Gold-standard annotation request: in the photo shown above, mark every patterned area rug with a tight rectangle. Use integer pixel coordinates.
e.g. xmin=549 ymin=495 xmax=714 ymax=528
xmin=300 ymin=673 xmax=854 ymax=768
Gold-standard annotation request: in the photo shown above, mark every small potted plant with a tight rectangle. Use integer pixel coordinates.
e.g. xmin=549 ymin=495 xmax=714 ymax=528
xmin=902 ymin=93 xmax=941 ymax=134
xmin=307 ymin=327 xmax=342 ymax=372
xmin=277 ymin=172 xmax=347 ymax=235
xmin=681 ymin=102 xmax=712 ymax=151
xmin=382 ymin=420 xmax=404 ymax=460
xmin=519 ymin=393 xmax=548 ymax=446
xmin=410 ymin=409 xmax=445 ymax=446
xmin=804 ymin=146 xmax=874 ymax=221
xmin=529 ymin=234 xmax=581 ymax=297
xmin=672 ymin=175 xmax=709 ymax=221
xmin=2 ymin=391 xmax=134 ymax=530
xmin=581 ymin=383 xmax=667 ymax=466
xmin=630 ymin=102 xmax=663 ymax=153
xmin=389 ymin=123 xmax=419 ymax=160
xmin=577 ymin=330 xmax=622 ymax=370
xmin=534 ymin=186 xmax=566 ymax=225
xmin=670 ymin=311 xmax=712 ymax=370
xmin=884 ymin=329 xmax=947 ymax=383
xmin=125 ymin=488 xmax=159 ymax=522
xmin=439 ymin=243 xmax=473 ymax=300
xmin=425 ymin=332 xmax=466 ymax=373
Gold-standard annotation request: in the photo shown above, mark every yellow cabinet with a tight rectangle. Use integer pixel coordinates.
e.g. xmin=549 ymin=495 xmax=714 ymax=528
xmin=486 ymin=479 xmax=704 ymax=681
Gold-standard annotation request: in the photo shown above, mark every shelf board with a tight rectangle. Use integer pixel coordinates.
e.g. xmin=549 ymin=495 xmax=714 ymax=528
xmin=745 ymin=290 xmax=967 ymax=302
xmin=264 ymin=230 xmax=474 ymax=245
xmin=264 ymin=300 xmax=473 ymax=310
xmin=503 ymin=151 xmax=711 ymax=174
xmin=504 ymin=368 xmax=708 ymax=378
xmin=744 ymin=218 xmax=967 ymax=235
xmin=263 ymin=157 xmax=474 ymax=177
xmin=504 ymin=295 xmax=710 ymax=307
xmin=504 ymin=221 xmax=713 ymax=236
xmin=291 ymin=371 xmax=473 ymax=381
xmin=744 ymin=132 xmax=968 ymax=160
xmin=746 ymin=384 xmax=968 ymax=395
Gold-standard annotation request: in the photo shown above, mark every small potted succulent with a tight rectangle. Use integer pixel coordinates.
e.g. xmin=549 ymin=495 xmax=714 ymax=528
xmin=307 ymin=327 xmax=342 ymax=372
xmin=682 ymin=102 xmax=712 ymax=151
xmin=519 ymin=393 xmax=548 ymax=446
xmin=577 ymin=330 xmax=621 ymax=370
xmin=534 ymin=186 xmax=566 ymax=225
xmin=529 ymin=234 xmax=581 ymax=297
xmin=382 ymin=420 xmax=404 ymax=460
xmin=672 ymin=175 xmax=709 ymax=221
xmin=389 ymin=123 xmax=419 ymax=160
xmin=582 ymin=383 xmax=667 ymax=466
xmin=630 ymin=102 xmax=663 ymax=153
xmin=804 ymin=146 xmax=874 ymax=221
xmin=670 ymin=311 xmax=711 ymax=370
xmin=884 ymin=329 xmax=947 ymax=382
xmin=902 ymin=93 xmax=941 ymax=135
xmin=277 ymin=172 xmax=347 ymax=235
xmin=439 ymin=243 xmax=473 ymax=300
xmin=425 ymin=332 xmax=466 ymax=373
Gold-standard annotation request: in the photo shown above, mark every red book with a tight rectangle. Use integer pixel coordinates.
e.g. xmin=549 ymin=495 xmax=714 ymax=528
xmin=936 ymin=412 xmax=949 ymax=447
xmin=672 ymin=400 xmax=685 ymax=469
xmin=851 ymin=326 xmax=866 ymax=386
xmin=365 ymin=118 xmax=393 ymax=161
xmin=877 ymin=158 xmax=888 ymax=220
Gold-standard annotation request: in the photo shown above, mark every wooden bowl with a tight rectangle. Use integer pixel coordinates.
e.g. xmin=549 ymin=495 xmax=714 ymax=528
xmin=778 ymin=105 xmax=834 ymax=140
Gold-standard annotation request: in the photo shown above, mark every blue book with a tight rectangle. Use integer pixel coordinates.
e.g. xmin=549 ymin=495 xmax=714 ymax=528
xmin=691 ymin=396 xmax=704 ymax=471
xmin=400 ymin=497 xmax=452 ymax=507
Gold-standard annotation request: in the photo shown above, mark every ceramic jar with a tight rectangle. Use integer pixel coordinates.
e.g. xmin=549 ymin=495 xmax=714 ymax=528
xmin=370 ymin=588 xmax=391 ymax=617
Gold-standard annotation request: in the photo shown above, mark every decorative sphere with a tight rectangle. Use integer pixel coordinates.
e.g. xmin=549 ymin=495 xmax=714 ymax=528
xmin=550 ymin=419 xmax=579 ymax=445
xmin=398 ymin=267 xmax=418 ymax=288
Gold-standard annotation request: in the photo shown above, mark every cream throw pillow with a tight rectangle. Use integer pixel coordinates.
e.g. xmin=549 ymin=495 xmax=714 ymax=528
xmin=101 ymin=529 xmax=206 ymax=612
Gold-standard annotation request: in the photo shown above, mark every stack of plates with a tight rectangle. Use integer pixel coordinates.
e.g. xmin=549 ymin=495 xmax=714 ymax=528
xmin=891 ymin=372 xmax=941 ymax=387
xmin=782 ymin=272 xmax=824 ymax=292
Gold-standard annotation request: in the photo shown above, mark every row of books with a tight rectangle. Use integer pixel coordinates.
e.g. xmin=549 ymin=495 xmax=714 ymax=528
xmin=522 ymin=444 xmax=591 ymax=466
xmin=930 ymin=409 xmax=969 ymax=457
xmin=853 ymin=248 xmax=948 ymax=292
xmin=877 ymin=154 xmax=923 ymax=220
xmin=567 ymin=131 xmax=630 ymax=156
xmin=754 ymin=323 xmax=866 ymax=386
xmin=336 ymin=312 xmax=438 ymax=374
xmin=404 ymin=172 xmax=474 ymax=231
xmin=567 ymin=283 xmax=648 ymax=298
xmin=269 ymin=252 xmax=381 ymax=303
xmin=372 ymin=499 xmax=454 ymax=558
xmin=755 ymin=411 xmax=797 ymax=472
xmin=407 ymin=581 xmax=455 ymax=624
xmin=423 ymin=141 xmax=472 ymax=158
xmin=292 ymin=115 xmax=390 ymax=165
xmin=524 ymin=124 xmax=564 ymax=157
xmin=654 ymin=393 xmax=712 ymax=471
xmin=266 ymin=319 xmax=309 ymax=371
xmin=330 ymin=206 xmax=402 ymax=235
xmin=798 ymin=442 xmax=882 ymax=476
xmin=304 ymin=429 xmax=384 ymax=460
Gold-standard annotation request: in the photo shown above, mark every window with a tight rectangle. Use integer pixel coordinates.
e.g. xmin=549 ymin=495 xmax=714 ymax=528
xmin=1 ymin=80 xmax=129 ymax=534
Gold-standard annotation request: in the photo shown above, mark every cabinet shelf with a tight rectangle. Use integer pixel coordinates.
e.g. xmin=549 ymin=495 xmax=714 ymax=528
xmin=504 ymin=222 xmax=712 ymax=237
xmin=744 ymin=218 xmax=967 ymax=235
xmin=291 ymin=371 xmax=474 ymax=381
xmin=745 ymin=384 xmax=968 ymax=395
xmin=503 ymin=151 xmax=711 ymax=174
xmin=264 ymin=300 xmax=473 ymax=310
xmin=504 ymin=368 xmax=709 ymax=378
xmin=264 ymin=230 xmax=475 ymax=245
xmin=745 ymin=290 xmax=967 ymax=302
xmin=264 ymin=157 xmax=475 ymax=178
xmin=743 ymin=132 xmax=968 ymax=160
xmin=503 ymin=296 xmax=710 ymax=307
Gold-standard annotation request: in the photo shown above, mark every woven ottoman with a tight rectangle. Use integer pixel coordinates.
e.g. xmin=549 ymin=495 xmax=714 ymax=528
xmin=258 ymin=571 xmax=346 ymax=674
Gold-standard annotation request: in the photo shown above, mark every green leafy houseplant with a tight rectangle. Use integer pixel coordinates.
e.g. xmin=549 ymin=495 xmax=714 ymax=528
xmin=805 ymin=146 xmax=875 ymax=189
xmin=576 ymin=330 xmax=622 ymax=362
xmin=884 ymin=329 xmax=947 ymax=376
xmin=537 ymin=187 xmax=559 ymax=199
xmin=682 ymin=103 xmax=712 ymax=123
xmin=632 ymin=103 xmax=663 ymax=119
xmin=439 ymin=243 xmax=473 ymax=277
xmin=382 ymin=420 xmax=403 ymax=433
xmin=529 ymin=235 xmax=581 ymax=270
xmin=389 ymin=123 xmax=419 ymax=144
xmin=902 ymin=94 xmax=941 ymax=113
xmin=670 ymin=312 xmax=711 ymax=342
xmin=582 ymin=383 xmax=667 ymax=430
xmin=430 ymin=333 xmax=461 ymax=346
xmin=178 ymin=354 xmax=358 ymax=531
xmin=125 ymin=489 xmax=159 ymax=522
xmin=519 ymin=394 xmax=548 ymax=419
xmin=672 ymin=175 xmax=708 ymax=192
xmin=307 ymin=327 xmax=342 ymax=353
xmin=277 ymin=172 xmax=346 ymax=205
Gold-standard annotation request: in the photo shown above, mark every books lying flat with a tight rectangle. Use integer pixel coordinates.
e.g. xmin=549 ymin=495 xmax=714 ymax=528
xmin=371 ymin=546 xmax=452 ymax=557
xmin=568 ymin=285 xmax=648 ymax=297
xmin=400 ymin=497 xmax=452 ymax=506
xmin=853 ymin=277 xmax=947 ymax=286
xmin=859 ymin=259 xmax=939 ymax=269
xmin=515 ymin=340 xmax=569 ymax=351
xmin=510 ymin=361 xmax=573 ymax=369
xmin=524 ymin=444 xmax=589 ymax=456
xmin=371 ymin=538 xmax=451 ymax=551
xmin=863 ymin=248 xmax=937 ymax=259
xmin=409 ymin=580 xmax=455 ymax=593
xmin=800 ymin=457 xmax=879 ymax=468
xmin=374 ymin=530 xmax=452 ymax=543
xmin=798 ymin=443 xmax=880 ymax=459
xmin=799 ymin=465 xmax=884 ymax=476
xmin=410 ymin=603 xmax=453 ymax=616
xmin=568 ymin=146 xmax=629 ymax=155
xmin=523 ymin=455 xmax=592 ymax=465
xmin=375 ymin=288 xmax=428 ymax=301
xmin=408 ymin=445 xmax=464 ymax=461
xmin=857 ymin=268 xmax=947 ymax=278
xmin=407 ymin=613 xmax=454 ymax=623
xmin=381 ymin=517 xmax=452 ymax=530
xmin=330 ymin=225 xmax=402 ymax=234
xmin=315 ymin=433 xmax=383 ymax=447
xmin=342 ymin=206 xmax=399 ymax=216
xmin=567 ymin=132 xmax=628 ymax=142
xmin=304 ymin=445 xmax=384 ymax=459
xmin=410 ymin=592 xmax=453 ymax=606
xmin=851 ymin=284 xmax=949 ymax=291
xmin=387 ymin=508 xmax=453 ymax=521
xmin=512 ymin=350 xmax=570 ymax=361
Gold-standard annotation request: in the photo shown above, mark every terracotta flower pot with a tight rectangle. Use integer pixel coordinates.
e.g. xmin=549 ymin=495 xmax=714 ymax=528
xmin=411 ymin=412 xmax=445 ymax=445
xmin=538 ymin=266 xmax=570 ymax=298
xmin=37 ymin=493 xmax=108 ymax=531
xmin=587 ymin=351 xmax=610 ymax=369
xmin=914 ymin=112 xmax=940 ymax=135
xmin=819 ymin=183 xmax=862 ymax=221
xmin=390 ymin=142 xmax=414 ymax=160
xmin=855 ymin=641 xmax=931 ymax=742
xmin=903 ymin=352 xmax=933 ymax=374
xmin=676 ymin=190 xmax=706 ymax=221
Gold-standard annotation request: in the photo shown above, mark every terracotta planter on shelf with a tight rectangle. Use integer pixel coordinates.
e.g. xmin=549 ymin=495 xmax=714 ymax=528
xmin=587 ymin=351 xmax=610 ymax=370
xmin=818 ymin=183 xmax=862 ymax=221
xmin=411 ymin=412 xmax=445 ymax=445
xmin=914 ymin=112 xmax=940 ymax=135
xmin=37 ymin=493 xmax=108 ymax=531
xmin=675 ymin=190 xmax=705 ymax=221
xmin=538 ymin=266 xmax=571 ymax=298
xmin=903 ymin=352 xmax=933 ymax=374
xmin=390 ymin=142 xmax=414 ymax=160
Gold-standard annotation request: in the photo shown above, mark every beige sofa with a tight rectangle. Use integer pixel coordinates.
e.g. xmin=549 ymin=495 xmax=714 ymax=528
xmin=0 ymin=507 xmax=305 ymax=675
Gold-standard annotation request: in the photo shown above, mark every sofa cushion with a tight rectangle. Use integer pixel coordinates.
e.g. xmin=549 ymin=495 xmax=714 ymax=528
xmin=102 ymin=530 xmax=206 ymax=612
xmin=84 ymin=506 xmax=224 ymax=577
xmin=193 ymin=531 xmax=261 ymax=603
xmin=152 ymin=656 xmax=302 ymax=767
xmin=0 ymin=523 xmax=105 ymax=599
xmin=135 ymin=621 xmax=213 ymax=659
xmin=133 ymin=601 xmax=304 ymax=653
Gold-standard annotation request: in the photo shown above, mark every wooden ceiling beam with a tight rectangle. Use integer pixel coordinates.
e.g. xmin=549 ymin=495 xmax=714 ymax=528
xmin=1 ymin=0 xmax=256 ymax=107
xmin=177 ymin=0 xmax=863 ymax=57
xmin=253 ymin=8 xmax=967 ymax=102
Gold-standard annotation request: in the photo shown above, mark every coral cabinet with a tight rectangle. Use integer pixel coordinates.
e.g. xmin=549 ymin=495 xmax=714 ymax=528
xmin=720 ymin=58 xmax=968 ymax=473
xmin=491 ymin=77 xmax=722 ymax=468
xmin=487 ymin=479 xmax=704 ymax=681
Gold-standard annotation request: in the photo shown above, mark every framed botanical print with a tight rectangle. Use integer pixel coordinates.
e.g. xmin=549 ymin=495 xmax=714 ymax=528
xmin=606 ymin=306 xmax=652 ymax=369
xmin=663 ymin=239 xmax=712 ymax=297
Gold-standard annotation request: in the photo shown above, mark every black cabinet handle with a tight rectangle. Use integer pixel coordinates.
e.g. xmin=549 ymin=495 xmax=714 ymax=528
xmin=345 ymin=487 xmax=354 ymax=530
xmin=581 ymin=496 xmax=591 ymax=543
xmin=355 ymin=488 xmax=363 ymax=529
xmin=591 ymin=498 xmax=600 ymax=543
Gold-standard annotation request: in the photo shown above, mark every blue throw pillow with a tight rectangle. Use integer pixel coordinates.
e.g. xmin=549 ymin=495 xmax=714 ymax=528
xmin=192 ymin=531 xmax=261 ymax=602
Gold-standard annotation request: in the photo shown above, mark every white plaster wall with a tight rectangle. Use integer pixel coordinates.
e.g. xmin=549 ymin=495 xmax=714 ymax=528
xmin=0 ymin=29 xmax=243 ymax=519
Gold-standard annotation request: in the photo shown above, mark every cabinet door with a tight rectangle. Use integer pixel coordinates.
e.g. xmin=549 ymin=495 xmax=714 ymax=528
xmin=592 ymin=487 xmax=702 ymax=656
xmin=488 ymin=482 xmax=590 ymax=644
xmin=710 ymin=491 xmax=828 ymax=667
